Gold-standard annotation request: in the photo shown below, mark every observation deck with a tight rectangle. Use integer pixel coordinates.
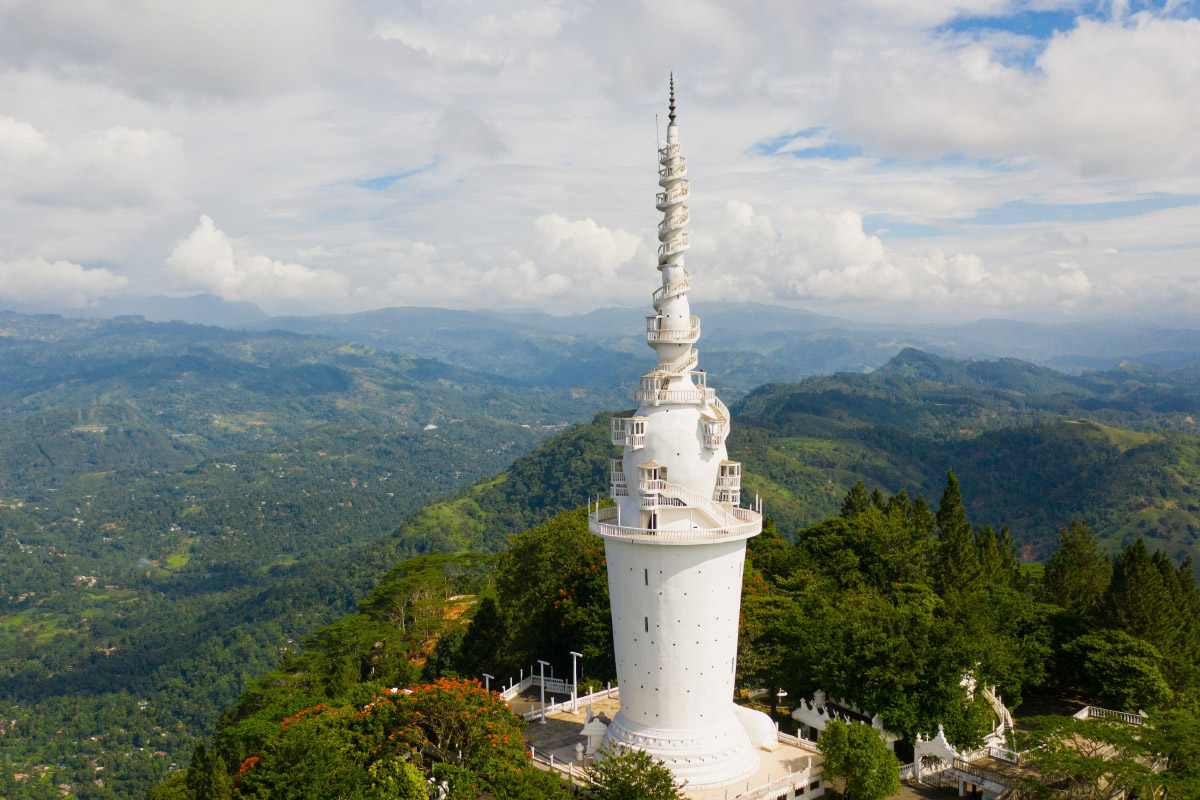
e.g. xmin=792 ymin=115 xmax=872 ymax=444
xmin=588 ymin=504 xmax=761 ymax=546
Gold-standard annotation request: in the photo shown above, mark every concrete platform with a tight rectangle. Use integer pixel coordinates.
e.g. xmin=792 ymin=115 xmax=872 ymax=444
xmin=520 ymin=696 xmax=825 ymax=800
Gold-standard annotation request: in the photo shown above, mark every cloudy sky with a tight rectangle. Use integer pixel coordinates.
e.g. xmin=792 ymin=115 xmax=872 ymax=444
xmin=1 ymin=0 xmax=1199 ymax=322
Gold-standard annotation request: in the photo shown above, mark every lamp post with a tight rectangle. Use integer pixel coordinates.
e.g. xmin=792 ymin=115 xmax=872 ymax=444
xmin=569 ymin=651 xmax=582 ymax=712
xmin=537 ymin=660 xmax=550 ymax=724
xmin=482 ymin=673 xmax=493 ymax=692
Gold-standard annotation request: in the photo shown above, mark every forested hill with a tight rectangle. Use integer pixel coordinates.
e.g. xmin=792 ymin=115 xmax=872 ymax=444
xmin=734 ymin=349 xmax=1200 ymax=560
xmin=145 ymin=349 xmax=1200 ymax=800
xmin=0 ymin=311 xmax=619 ymax=799
xmin=346 ymin=347 xmax=1200 ymax=576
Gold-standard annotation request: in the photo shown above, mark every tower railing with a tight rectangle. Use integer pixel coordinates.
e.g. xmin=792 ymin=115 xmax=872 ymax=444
xmin=657 ymin=210 xmax=689 ymax=237
xmin=657 ymin=231 xmax=690 ymax=257
xmin=588 ymin=505 xmax=761 ymax=543
xmin=645 ymin=315 xmax=700 ymax=344
xmin=658 ymin=141 xmax=681 ymax=160
xmin=655 ymin=181 xmax=691 ymax=209
xmin=652 ymin=274 xmax=691 ymax=308
xmin=635 ymin=384 xmax=715 ymax=406
xmin=658 ymin=157 xmax=687 ymax=180
xmin=638 ymin=478 xmax=740 ymax=525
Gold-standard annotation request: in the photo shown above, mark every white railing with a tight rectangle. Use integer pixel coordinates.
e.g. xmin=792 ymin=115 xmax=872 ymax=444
xmin=500 ymin=674 xmax=535 ymax=701
xmin=642 ymin=348 xmax=698 ymax=378
xmin=652 ymin=274 xmax=691 ymax=307
xmin=713 ymin=395 xmax=730 ymax=423
xmin=776 ymin=732 xmax=821 ymax=753
xmin=500 ymin=672 xmax=580 ymax=702
xmin=645 ymin=314 xmax=700 ymax=344
xmin=983 ymin=685 xmax=1014 ymax=733
xmin=657 ymin=231 xmax=690 ymax=258
xmin=610 ymin=417 xmax=645 ymax=449
xmin=589 ymin=505 xmax=761 ymax=543
xmin=899 ymin=762 xmax=915 ymax=780
xmin=638 ymin=478 xmax=741 ymax=526
xmin=658 ymin=157 xmax=687 ymax=180
xmin=635 ymin=385 xmax=715 ymax=406
xmin=732 ymin=763 xmax=822 ymax=800
xmin=704 ymin=424 xmax=725 ymax=448
xmin=1073 ymin=706 xmax=1147 ymax=725
xmin=655 ymin=181 xmax=690 ymax=208
xmin=658 ymin=210 xmax=689 ymax=237
xmin=987 ymin=746 xmax=1021 ymax=764
xmin=528 ymin=748 xmax=594 ymax=788
xmin=522 ymin=686 xmax=620 ymax=721
xmin=716 ymin=475 xmax=741 ymax=489
xmin=658 ymin=141 xmax=680 ymax=160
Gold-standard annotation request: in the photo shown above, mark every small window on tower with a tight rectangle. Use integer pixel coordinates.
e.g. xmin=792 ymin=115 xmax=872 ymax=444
xmin=644 ymin=568 xmax=649 ymax=585
xmin=644 ymin=617 xmax=649 ymax=633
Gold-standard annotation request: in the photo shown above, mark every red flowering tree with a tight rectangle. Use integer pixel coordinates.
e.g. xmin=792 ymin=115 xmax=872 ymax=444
xmin=354 ymin=678 xmax=529 ymax=777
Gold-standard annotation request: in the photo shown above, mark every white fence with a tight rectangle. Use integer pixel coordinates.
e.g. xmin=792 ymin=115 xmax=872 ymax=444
xmin=498 ymin=672 xmax=578 ymax=702
xmin=729 ymin=763 xmax=823 ymax=800
xmin=1073 ymin=706 xmax=1147 ymax=726
xmin=521 ymin=687 xmax=619 ymax=722
xmin=776 ymin=731 xmax=821 ymax=754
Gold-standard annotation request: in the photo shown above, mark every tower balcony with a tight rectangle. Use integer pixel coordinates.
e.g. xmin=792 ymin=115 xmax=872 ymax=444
xmin=657 ymin=232 xmax=690 ymax=258
xmin=658 ymin=157 xmax=687 ymax=181
xmin=611 ymin=416 xmax=646 ymax=449
xmin=703 ymin=419 xmax=727 ymax=448
xmin=588 ymin=504 xmax=761 ymax=545
xmin=610 ymin=459 xmax=629 ymax=497
xmin=655 ymin=181 xmax=691 ymax=210
xmin=715 ymin=460 xmax=741 ymax=504
xmin=646 ymin=314 xmax=700 ymax=345
xmin=658 ymin=141 xmax=681 ymax=161
xmin=635 ymin=383 xmax=715 ymax=407
xmin=658 ymin=209 xmax=689 ymax=237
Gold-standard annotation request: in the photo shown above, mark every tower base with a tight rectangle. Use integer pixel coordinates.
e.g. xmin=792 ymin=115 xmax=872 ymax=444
xmin=600 ymin=704 xmax=760 ymax=790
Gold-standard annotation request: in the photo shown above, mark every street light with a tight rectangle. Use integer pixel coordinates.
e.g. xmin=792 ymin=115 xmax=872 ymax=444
xmin=482 ymin=673 xmax=493 ymax=692
xmin=537 ymin=660 xmax=550 ymax=724
xmin=569 ymin=651 xmax=583 ymax=712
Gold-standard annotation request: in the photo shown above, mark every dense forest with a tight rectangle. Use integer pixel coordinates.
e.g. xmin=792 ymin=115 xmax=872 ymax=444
xmin=137 ymin=476 xmax=1200 ymax=800
xmin=0 ymin=313 xmax=616 ymax=798
xmin=7 ymin=310 xmax=1200 ymax=797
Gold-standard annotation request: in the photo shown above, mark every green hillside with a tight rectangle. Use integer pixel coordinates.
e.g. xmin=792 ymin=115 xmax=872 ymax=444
xmin=0 ymin=312 xmax=620 ymax=799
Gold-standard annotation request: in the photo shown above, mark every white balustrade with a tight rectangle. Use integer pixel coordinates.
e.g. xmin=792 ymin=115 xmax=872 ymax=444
xmin=657 ymin=231 xmax=690 ymax=258
xmin=589 ymin=505 xmax=761 ymax=543
xmin=658 ymin=157 xmax=687 ymax=180
xmin=658 ymin=210 xmax=689 ymax=237
xmin=655 ymin=180 xmax=691 ymax=208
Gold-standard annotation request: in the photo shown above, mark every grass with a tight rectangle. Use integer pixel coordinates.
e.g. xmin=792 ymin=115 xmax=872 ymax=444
xmin=165 ymin=553 xmax=191 ymax=570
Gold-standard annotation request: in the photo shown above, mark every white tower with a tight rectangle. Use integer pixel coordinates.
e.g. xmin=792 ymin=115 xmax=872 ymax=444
xmin=589 ymin=78 xmax=769 ymax=790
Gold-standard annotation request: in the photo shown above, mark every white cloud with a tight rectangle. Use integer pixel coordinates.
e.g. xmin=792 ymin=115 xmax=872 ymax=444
xmin=165 ymin=216 xmax=349 ymax=311
xmin=688 ymin=200 xmax=1093 ymax=313
xmin=0 ymin=0 xmax=354 ymax=99
xmin=0 ymin=1 xmax=1198 ymax=321
xmin=0 ymin=116 xmax=184 ymax=208
xmin=0 ymin=257 xmax=126 ymax=307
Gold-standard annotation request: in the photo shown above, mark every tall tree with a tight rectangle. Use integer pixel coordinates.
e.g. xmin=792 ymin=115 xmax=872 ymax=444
xmin=1103 ymin=538 xmax=1172 ymax=651
xmin=841 ymin=481 xmax=871 ymax=518
xmin=934 ymin=471 xmax=980 ymax=595
xmin=1042 ymin=520 xmax=1110 ymax=616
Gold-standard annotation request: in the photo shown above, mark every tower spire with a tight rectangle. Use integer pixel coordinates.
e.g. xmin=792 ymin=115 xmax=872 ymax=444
xmin=668 ymin=72 xmax=676 ymax=124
